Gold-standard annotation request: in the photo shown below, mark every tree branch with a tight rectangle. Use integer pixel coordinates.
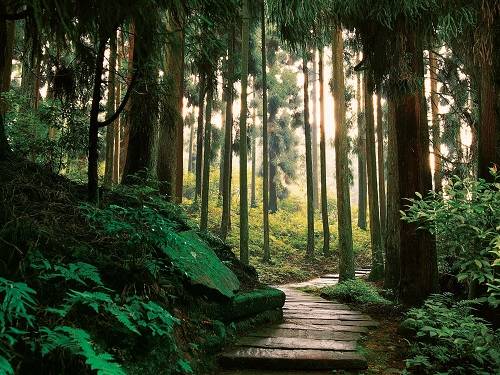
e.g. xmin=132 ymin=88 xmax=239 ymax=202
xmin=98 ymin=74 xmax=137 ymax=128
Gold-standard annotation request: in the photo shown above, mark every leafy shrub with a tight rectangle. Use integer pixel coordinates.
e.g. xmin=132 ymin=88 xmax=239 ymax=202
xmin=402 ymin=294 xmax=500 ymax=374
xmin=402 ymin=173 xmax=500 ymax=306
xmin=320 ymin=279 xmax=391 ymax=305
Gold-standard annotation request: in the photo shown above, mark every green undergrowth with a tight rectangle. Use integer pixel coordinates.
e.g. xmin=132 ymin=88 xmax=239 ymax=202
xmin=317 ymin=279 xmax=392 ymax=305
xmin=0 ymin=159 xmax=258 ymax=375
xmin=183 ymin=171 xmax=372 ymax=284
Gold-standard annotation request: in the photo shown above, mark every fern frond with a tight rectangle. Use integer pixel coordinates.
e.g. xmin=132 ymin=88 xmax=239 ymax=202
xmin=0 ymin=355 xmax=14 ymax=375
xmin=0 ymin=278 xmax=37 ymax=327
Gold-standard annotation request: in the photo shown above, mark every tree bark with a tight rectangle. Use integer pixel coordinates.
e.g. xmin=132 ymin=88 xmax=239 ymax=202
xmin=384 ymin=98 xmax=400 ymax=290
xmin=319 ymin=49 xmax=330 ymax=256
xmin=200 ymin=78 xmax=214 ymax=231
xmin=333 ymin=29 xmax=354 ymax=280
xmin=429 ymin=50 xmax=442 ymax=190
xmin=104 ymin=33 xmax=117 ymax=187
xmin=0 ymin=11 xmax=14 ymax=159
xmin=157 ymin=12 xmax=184 ymax=200
xmin=120 ymin=22 xmax=135 ymax=174
xmin=221 ymin=27 xmax=235 ymax=241
xmin=261 ymin=2 xmax=270 ymax=262
xmin=396 ymin=31 xmax=438 ymax=305
xmin=311 ymin=51 xmax=319 ymax=210
xmin=195 ymin=71 xmax=206 ymax=201
xmin=376 ymin=94 xmax=386 ymax=234
xmin=250 ymin=89 xmax=257 ymax=208
xmin=357 ymin=60 xmax=367 ymax=230
xmin=239 ymin=0 xmax=250 ymax=265
xmin=364 ymin=69 xmax=384 ymax=281
xmin=187 ymin=114 xmax=194 ymax=173
xmin=113 ymin=31 xmax=122 ymax=184
xmin=303 ymin=52 xmax=315 ymax=258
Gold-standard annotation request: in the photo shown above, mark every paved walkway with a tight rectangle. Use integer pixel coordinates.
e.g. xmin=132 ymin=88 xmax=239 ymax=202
xmin=220 ymin=269 xmax=377 ymax=373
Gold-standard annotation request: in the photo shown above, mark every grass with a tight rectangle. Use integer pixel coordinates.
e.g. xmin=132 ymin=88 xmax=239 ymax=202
xmin=183 ymin=170 xmax=372 ymax=285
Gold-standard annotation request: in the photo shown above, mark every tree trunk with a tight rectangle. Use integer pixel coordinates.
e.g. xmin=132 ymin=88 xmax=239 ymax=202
xmin=318 ymin=49 xmax=330 ymax=256
xmin=429 ymin=50 xmax=442 ymax=190
xmin=376 ymin=94 xmax=386 ymax=234
xmin=333 ymin=29 xmax=354 ymax=279
xmin=250 ymin=89 xmax=257 ymax=208
xmin=221 ymin=27 xmax=235 ymax=240
xmin=88 ymin=38 xmax=107 ymax=202
xmin=311 ymin=51 xmax=319 ymax=210
xmin=303 ymin=52 xmax=315 ymax=258
xmin=239 ymin=0 xmax=250 ymax=265
xmin=200 ymin=78 xmax=214 ymax=231
xmin=218 ymin=102 xmax=226 ymax=205
xmin=261 ymin=2 xmax=270 ymax=262
xmin=120 ymin=22 xmax=135 ymax=174
xmin=357 ymin=60 xmax=367 ymax=230
xmin=113 ymin=31 xmax=122 ymax=184
xmin=0 ymin=12 xmax=14 ymax=160
xmin=175 ymin=25 xmax=185 ymax=202
xmin=157 ymin=12 xmax=184 ymax=200
xmin=188 ymin=115 xmax=194 ymax=173
xmin=104 ymin=33 xmax=117 ymax=187
xmin=396 ymin=31 xmax=438 ymax=305
xmin=364 ymin=69 xmax=384 ymax=281
xmin=195 ymin=71 xmax=206 ymax=201
xmin=122 ymin=23 xmax=159 ymax=184
xmin=384 ymin=98 xmax=400 ymax=290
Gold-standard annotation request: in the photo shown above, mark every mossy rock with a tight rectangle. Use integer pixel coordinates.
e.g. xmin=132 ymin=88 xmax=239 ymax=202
xmin=165 ymin=230 xmax=240 ymax=299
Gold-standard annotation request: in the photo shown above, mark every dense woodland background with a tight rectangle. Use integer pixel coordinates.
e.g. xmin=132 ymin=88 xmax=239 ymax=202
xmin=0 ymin=0 xmax=499 ymax=374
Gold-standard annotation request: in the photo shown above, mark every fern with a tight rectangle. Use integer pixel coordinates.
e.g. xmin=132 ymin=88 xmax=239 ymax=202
xmin=0 ymin=277 xmax=36 ymax=327
xmin=40 ymin=326 xmax=125 ymax=375
xmin=0 ymin=355 xmax=14 ymax=375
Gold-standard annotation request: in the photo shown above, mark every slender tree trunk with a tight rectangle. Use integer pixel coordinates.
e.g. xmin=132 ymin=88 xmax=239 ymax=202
xmin=0 ymin=13 xmax=14 ymax=159
xmin=303 ymin=52 xmax=315 ymax=258
xmin=188 ymin=116 xmax=194 ymax=173
xmin=364 ymin=69 xmax=384 ymax=280
xmin=239 ymin=0 xmax=250 ymax=265
xmin=157 ymin=12 xmax=184 ymax=200
xmin=221 ymin=28 xmax=235 ymax=240
xmin=113 ymin=31 xmax=122 ymax=184
xmin=333 ymin=29 xmax=354 ymax=279
xmin=200 ymin=78 xmax=214 ymax=231
xmin=384 ymin=98 xmax=400 ymax=290
xmin=269 ymin=140 xmax=278 ymax=213
xmin=120 ymin=22 xmax=135 ymax=174
xmin=104 ymin=33 xmax=117 ymax=187
xmin=175 ymin=25 xmax=185 ymax=202
xmin=250 ymin=89 xmax=257 ymax=208
xmin=376 ymin=94 xmax=386 ymax=234
xmin=311 ymin=51 xmax=319 ymax=210
xmin=396 ymin=31 xmax=438 ymax=305
xmin=261 ymin=3 xmax=270 ymax=261
xmin=195 ymin=71 xmax=206 ymax=201
xmin=479 ymin=64 xmax=498 ymax=181
xmin=88 ymin=38 xmax=107 ymax=202
xmin=318 ymin=49 xmax=330 ymax=256
xmin=218 ymin=102 xmax=226 ymax=205
xmin=429 ymin=50 xmax=442 ymax=190
xmin=357 ymin=61 xmax=367 ymax=230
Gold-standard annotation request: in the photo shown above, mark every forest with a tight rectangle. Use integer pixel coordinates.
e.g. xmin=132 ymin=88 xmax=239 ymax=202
xmin=0 ymin=0 xmax=499 ymax=374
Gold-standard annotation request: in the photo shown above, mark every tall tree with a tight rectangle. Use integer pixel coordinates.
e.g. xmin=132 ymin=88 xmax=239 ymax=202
xmin=239 ymin=0 xmax=250 ymax=265
xmin=303 ymin=51 xmax=315 ymax=258
xmin=376 ymin=94 xmax=386 ymax=233
xmin=104 ymin=33 xmax=117 ymax=187
xmin=195 ymin=70 xmax=206 ymax=200
xmin=311 ymin=51 xmax=319 ymax=209
xmin=429 ymin=50 xmax=442 ymax=191
xmin=364 ymin=68 xmax=384 ymax=281
xmin=0 ymin=9 xmax=14 ymax=159
xmin=261 ymin=2 xmax=270 ymax=262
xmin=333 ymin=28 xmax=354 ymax=280
xmin=113 ymin=30 xmax=122 ymax=184
xmin=200 ymin=77 xmax=214 ymax=231
xmin=318 ymin=49 xmax=330 ymax=256
xmin=250 ymin=89 xmax=257 ymax=208
xmin=356 ymin=60 xmax=367 ymax=230
xmin=221 ymin=27 xmax=235 ymax=240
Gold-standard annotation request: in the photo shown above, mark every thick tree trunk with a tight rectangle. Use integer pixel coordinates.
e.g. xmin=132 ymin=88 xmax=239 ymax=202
xmin=376 ymin=94 xmax=386 ymax=234
xmin=157 ymin=13 xmax=184 ymax=200
xmin=239 ymin=0 xmax=250 ymax=265
xmin=195 ymin=72 xmax=206 ymax=201
xmin=396 ymin=31 xmax=438 ymax=305
xmin=429 ymin=50 xmax=442 ymax=190
xmin=384 ymin=98 xmax=400 ymax=290
xmin=311 ymin=51 xmax=319 ymax=210
xmin=113 ymin=32 xmax=122 ymax=184
xmin=364 ymin=70 xmax=384 ymax=281
xmin=0 ymin=13 xmax=14 ymax=159
xmin=88 ymin=39 xmax=107 ymax=202
xmin=261 ymin=3 xmax=270 ymax=261
xmin=120 ymin=22 xmax=135 ymax=175
xmin=250 ymin=89 xmax=257 ymax=208
xmin=319 ymin=49 xmax=330 ymax=256
xmin=357 ymin=63 xmax=367 ymax=230
xmin=303 ymin=52 xmax=315 ymax=258
xmin=333 ymin=29 xmax=354 ymax=280
xmin=104 ymin=33 xmax=117 ymax=187
xmin=221 ymin=28 xmax=235 ymax=240
xmin=200 ymin=78 xmax=214 ymax=231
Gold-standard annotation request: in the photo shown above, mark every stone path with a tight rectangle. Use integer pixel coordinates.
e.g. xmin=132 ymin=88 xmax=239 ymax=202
xmin=219 ymin=269 xmax=377 ymax=373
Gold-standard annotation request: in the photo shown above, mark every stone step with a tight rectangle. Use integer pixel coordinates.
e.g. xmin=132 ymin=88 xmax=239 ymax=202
xmin=249 ymin=327 xmax=361 ymax=341
xmin=283 ymin=308 xmax=363 ymax=315
xmin=284 ymin=312 xmax=372 ymax=321
xmin=276 ymin=322 xmax=369 ymax=333
xmin=236 ymin=336 xmax=358 ymax=351
xmin=285 ymin=318 xmax=379 ymax=327
xmin=219 ymin=347 xmax=367 ymax=371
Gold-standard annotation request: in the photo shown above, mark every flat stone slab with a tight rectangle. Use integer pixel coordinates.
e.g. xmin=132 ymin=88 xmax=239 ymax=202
xmin=284 ymin=312 xmax=372 ymax=321
xmin=249 ymin=328 xmax=361 ymax=341
xmin=286 ymin=317 xmax=379 ymax=327
xmin=220 ymin=348 xmax=367 ymax=370
xmin=275 ymin=322 xmax=369 ymax=333
xmin=237 ymin=336 xmax=357 ymax=351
